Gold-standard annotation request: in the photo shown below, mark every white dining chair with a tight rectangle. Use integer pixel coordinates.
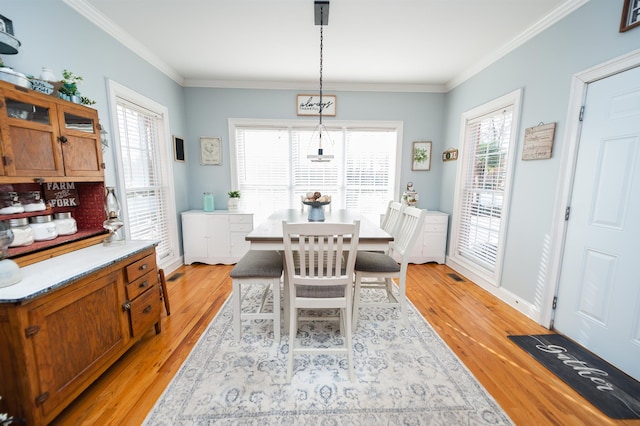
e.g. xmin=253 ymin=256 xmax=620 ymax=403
xmin=282 ymin=219 xmax=360 ymax=382
xmin=381 ymin=200 xmax=405 ymax=238
xmin=352 ymin=206 xmax=426 ymax=330
xmin=230 ymin=250 xmax=284 ymax=342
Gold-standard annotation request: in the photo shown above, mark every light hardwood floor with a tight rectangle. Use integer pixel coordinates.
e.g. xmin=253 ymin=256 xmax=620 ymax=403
xmin=51 ymin=263 xmax=640 ymax=425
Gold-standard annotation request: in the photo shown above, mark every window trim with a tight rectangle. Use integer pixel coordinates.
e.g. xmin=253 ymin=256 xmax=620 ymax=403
xmin=107 ymin=79 xmax=181 ymax=270
xmin=449 ymin=89 xmax=522 ymax=287
xmin=228 ymin=118 xmax=404 ymax=214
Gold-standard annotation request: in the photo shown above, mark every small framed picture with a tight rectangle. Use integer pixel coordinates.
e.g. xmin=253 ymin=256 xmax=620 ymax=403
xmin=173 ymin=136 xmax=185 ymax=162
xmin=412 ymin=141 xmax=432 ymax=171
xmin=200 ymin=137 xmax=222 ymax=165
xmin=620 ymin=0 xmax=640 ymax=32
xmin=297 ymin=94 xmax=337 ymax=116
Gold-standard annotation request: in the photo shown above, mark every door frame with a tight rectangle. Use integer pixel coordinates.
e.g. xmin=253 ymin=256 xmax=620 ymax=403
xmin=541 ymin=48 xmax=640 ymax=327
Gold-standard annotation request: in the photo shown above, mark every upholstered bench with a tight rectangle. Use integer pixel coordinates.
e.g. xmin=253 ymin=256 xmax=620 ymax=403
xmin=230 ymin=250 xmax=283 ymax=342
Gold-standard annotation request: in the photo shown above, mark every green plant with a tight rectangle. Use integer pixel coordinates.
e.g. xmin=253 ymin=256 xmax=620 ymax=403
xmin=413 ymin=147 xmax=428 ymax=163
xmin=80 ymin=96 xmax=96 ymax=105
xmin=228 ymin=190 xmax=241 ymax=198
xmin=58 ymin=70 xmax=96 ymax=105
xmin=58 ymin=69 xmax=83 ymax=96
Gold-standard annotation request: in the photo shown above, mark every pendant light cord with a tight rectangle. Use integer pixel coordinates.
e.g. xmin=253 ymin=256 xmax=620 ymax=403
xmin=319 ymin=6 xmax=324 ymax=128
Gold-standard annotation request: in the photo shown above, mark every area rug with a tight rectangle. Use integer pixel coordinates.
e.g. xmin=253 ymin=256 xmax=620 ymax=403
xmin=508 ymin=334 xmax=640 ymax=419
xmin=144 ymin=286 xmax=512 ymax=425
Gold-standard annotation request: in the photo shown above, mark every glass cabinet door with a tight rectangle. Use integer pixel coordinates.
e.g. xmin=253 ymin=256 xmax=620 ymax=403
xmin=63 ymin=111 xmax=95 ymax=134
xmin=5 ymin=97 xmax=52 ymax=125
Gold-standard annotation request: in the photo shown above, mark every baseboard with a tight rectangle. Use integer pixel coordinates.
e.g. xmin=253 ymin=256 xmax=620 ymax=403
xmin=445 ymin=258 xmax=544 ymax=325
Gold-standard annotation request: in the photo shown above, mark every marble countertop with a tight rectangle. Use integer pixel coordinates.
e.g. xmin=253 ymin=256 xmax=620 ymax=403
xmin=0 ymin=240 xmax=158 ymax=303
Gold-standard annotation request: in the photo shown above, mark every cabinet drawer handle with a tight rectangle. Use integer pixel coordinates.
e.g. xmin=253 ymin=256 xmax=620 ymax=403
xmin=142 ymin=305 xmax=152 ymax=314
xmin=138 ymin=280 xmax=149 ymax=289
xmin=58 ymin=135 xmax=68 ymax=143
xmin=138 ymin=264 xmax=148 ymax=271
xmin=122 ymin=301 xmax=131 ymax=311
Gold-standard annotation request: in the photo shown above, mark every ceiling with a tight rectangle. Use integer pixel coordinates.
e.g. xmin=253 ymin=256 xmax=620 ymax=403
xmin=68 ymin=0 xmax=587 ymax=92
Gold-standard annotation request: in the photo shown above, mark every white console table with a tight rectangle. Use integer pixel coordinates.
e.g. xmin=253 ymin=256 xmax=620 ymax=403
xmin=182 ymin=210 xmax=253 ymax=265
xmin=408 ymin=210 xmax=449 ymax=264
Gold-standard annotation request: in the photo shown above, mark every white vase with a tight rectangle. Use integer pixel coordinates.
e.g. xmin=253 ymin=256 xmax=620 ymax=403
xmin=39 ymin=67 xmax=57 ymax=82
xmin=228 ymin=198 xmax=239 ymax=211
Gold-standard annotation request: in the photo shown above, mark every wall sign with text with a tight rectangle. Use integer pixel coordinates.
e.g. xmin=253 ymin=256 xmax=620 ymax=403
xmin=296 ymin=94 xmax=336 ymax=116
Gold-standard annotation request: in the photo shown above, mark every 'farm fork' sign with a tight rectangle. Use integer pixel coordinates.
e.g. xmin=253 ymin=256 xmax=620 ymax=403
xmin=44 ymin=182 xmax=79 ymax=207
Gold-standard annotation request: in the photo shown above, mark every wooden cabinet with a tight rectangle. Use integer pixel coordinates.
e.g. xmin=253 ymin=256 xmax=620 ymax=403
xmin=0 ymin=243 xmax=161 ymax=426
xmin=124 ymin=252 xmax=161 ymax=337
xmin=182 ymin=210 xmax=253 ymax=265
xmin=0 ymin=80 xmax=109 ymax=263
xmin=0 ymin=80 xmax=104 ymax=182
xmin=408 ymin=211 xmax=449 ymax=264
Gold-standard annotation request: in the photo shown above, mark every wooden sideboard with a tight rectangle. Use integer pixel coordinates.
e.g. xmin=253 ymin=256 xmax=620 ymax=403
xmin=0 ymin=241 xmax=161 ymax=426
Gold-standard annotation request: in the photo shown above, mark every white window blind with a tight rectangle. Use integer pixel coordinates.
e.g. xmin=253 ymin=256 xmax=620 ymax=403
xmin=233 ymin=122 xmax=398 ymax=223
xmin=456 ymin=106 xmax=513 ymax=272
xmin=116 ymin=100 xmax=173 ymax=260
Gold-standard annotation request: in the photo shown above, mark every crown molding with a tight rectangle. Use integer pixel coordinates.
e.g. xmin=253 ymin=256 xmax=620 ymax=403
xmin=446 ymin=0 xmax=590 ymax=91
xmin=183 ymin=78 xmax=447 ymax=93
xmin=65 ymin=0 xmax=588 ymax=93
xmin=63 ymin=0 xmax=184 ymax=86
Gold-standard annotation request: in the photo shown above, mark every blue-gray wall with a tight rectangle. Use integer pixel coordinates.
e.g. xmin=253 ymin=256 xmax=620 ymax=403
xmin=1 ymin=0 xmax=190 ymax=238
xmin=2 ymin=0 xmax=639 ymax=319
xmin=441 ymin=0 xmax=640 ymax=307
xmin=184 ymin=88 xmax=444 ymax=210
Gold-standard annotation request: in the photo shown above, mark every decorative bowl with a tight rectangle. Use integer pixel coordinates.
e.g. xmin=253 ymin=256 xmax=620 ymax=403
xmin=302 ymin=200 xmax=331 ymax=208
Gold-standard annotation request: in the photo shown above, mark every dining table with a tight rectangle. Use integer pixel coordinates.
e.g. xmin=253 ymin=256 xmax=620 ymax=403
xmin=246 ymin=209 xmax=393 ymax=251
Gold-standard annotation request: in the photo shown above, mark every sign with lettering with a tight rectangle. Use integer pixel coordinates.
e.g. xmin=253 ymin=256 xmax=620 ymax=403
xmin=522 ymin=122 xmax=556 ymax=160
xmin=44 ymin=182 xmax=79 ymax=208
xmin=509 ymin=334 xmax=640 ymax=419
xmin=296 ymin=94 xmax=337 ymax=116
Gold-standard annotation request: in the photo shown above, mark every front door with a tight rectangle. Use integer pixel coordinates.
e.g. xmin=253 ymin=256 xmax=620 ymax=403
xmin=553 ymin=65 xmax=640 ymax=381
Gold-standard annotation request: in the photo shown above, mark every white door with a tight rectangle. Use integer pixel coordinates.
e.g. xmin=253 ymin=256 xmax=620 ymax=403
xmin=553 ymin=65 xmax=640 ymax=381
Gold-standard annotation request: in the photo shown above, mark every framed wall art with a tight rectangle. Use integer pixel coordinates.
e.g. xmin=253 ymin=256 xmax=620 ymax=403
xmin=200 ymin=136 xmax=222 ymax=165
xmin=173 ymin=136 xmax=185 ymax=162
xmin=296 ymin=94 xmax=337 ymax=116
xmin=620 ymin=0 xmax=640 ymax=32
xmin=412 ymin=141 xmax=432 ymax=171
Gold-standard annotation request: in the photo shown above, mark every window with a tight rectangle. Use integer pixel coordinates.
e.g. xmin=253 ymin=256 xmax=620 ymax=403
xmin=230 ymin=119 xmax=402 ymax=224
xmin=108 ymin=81 xmax=180 ymax=269
xmin=449 ymin=89 xmax=522 ymax=286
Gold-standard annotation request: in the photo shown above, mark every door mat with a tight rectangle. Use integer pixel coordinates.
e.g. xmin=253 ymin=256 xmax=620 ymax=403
xmin=508 ymin=334 xmax=640 ymax=419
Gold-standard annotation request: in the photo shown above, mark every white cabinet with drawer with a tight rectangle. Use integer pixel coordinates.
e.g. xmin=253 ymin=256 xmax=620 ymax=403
xmin=408 ymin=211 xmax=449 ymax=264
xmin=181 ymin=210 xmax=253 ymax=265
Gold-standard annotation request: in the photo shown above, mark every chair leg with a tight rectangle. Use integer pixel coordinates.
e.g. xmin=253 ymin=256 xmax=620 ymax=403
xmin=344 ymin=303 xmax=355 ymax=381
xmin=271 ymin=277 xmax=281 ymax=341
xmin=158 ymin=269 xmax=171 ymax=315
xmin=232 ymin=280 xmax=242 ymax=342
xmin=352 ymin=275 xmax=362 ymax=332
xmin=287 ymin=306 xmax=297 ymax=382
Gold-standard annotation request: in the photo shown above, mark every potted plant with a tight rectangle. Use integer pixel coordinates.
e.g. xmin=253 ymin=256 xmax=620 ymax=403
xmin=227 ymin=190 xmax=240 ymax=211
xmin=58 ymin=69 xmax=95 ymax=105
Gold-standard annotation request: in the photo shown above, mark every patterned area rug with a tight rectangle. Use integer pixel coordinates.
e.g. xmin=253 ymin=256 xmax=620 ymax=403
xmin=144 ymin=286 xmax=512 ymax=425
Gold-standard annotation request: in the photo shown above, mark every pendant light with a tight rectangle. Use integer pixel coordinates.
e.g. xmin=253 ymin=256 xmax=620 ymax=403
xmin=307 ymin=1 xmax=334 ymax=162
